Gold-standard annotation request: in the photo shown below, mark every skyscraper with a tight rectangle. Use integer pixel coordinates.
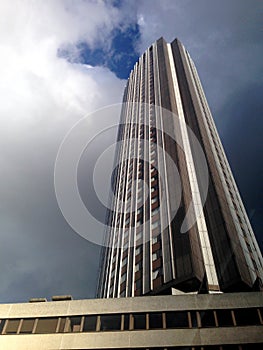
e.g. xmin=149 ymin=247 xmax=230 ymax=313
xmin=0 ymin=38 xmax=262 ymax=350
xmin=97 ymin=37 xmax=263 ymax=298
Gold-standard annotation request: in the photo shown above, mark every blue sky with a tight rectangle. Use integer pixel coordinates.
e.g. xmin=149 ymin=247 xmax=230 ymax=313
xmin=59 ymin=23 xmax=140 ymax=79
xmin=0 ymin=0 xmax=262 ymax=303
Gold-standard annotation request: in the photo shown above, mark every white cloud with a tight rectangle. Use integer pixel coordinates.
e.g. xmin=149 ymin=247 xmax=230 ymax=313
xmin=0 ymin=0 xmax=125 ymax=301
xmin=0 ymin=0 xmax=124 ymax=121
xmin=0 ymin=0 xmax=125 ymax=180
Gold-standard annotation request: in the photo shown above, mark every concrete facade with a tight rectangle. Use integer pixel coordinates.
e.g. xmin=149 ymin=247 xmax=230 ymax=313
xmin=0 ymin=293 xmax=262 ymax=349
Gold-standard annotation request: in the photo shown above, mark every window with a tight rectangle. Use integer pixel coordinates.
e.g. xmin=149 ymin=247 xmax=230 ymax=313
xmin=135 ymin=262 xmax=141 ymax=272
xmin=136 ymin=231 xmax=142 ymax=241
xmin=152 ymin=220 xmax=159 ymax=229
xmin=136 ymin=220 xmax=141 ymax=227
xmin=152 ymin=235 xmax=159 ymax=244
xmin=0 ymin=320 xmax=6 ymax=334
xmin=190 ymin=311 xmax=198 ymax=328
xmin=152 ymin=267 xmax=162 ymax=279
xmin=83 ymin=315 xmax=97 ymax=332
xmin=149 ymin=313 xmax=163 ymax=329
xmin=121 ymin=273 xmax=127 ymax=284
xmin=151 ymin=197 xmax=158 ymax=205
xmin=5 ymin=319 xmax=20 ymax=334
xmin=58 ymin=317 xmax=66 ymax=332
xmin=166 ymin=311 xmax=189 ymax=328
xmin=137 ymin=207 xmax=142 ymax=215
xmin=122 ymin=257 xmax=128 ymax=266
xmin=152 ymin=207 xmax=159 ymax=216
xmin=100 ymin=314 xmax=121 ymax=331
xmin=135 ymin=245 xmax=142 ymax=256
xmin=109 ymin=285 xmax=113 ymax=295
xmin=20 ymin=319 xmax=35 ymax=334
xmin=123 ymin=314 xmax=129 ymax=330
xmin=67 ymin=316 xmax=82 ymax=332
xmin=199 ymin=311 xmax=216 ymax=327
xmin=234 ymin=308 xmax=260 ymax=326
xmin=35 ymin=318 xmax=58 ymax=334
xmin=135 ymin=279 xmax=142 ymax=290
xmin=152 ymin=252 xmax=158 ymax=261
xmin=216 ymin=309 xmax=233 ymax=327
xmin=133 ymin=313 xmax=146 ymax=329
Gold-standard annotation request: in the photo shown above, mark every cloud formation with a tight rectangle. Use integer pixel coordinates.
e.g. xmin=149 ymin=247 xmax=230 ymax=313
xmin=0 ymin=0 xmax=262 ymax=302
xmin=0 ymin=0 xmax=125 ymax=302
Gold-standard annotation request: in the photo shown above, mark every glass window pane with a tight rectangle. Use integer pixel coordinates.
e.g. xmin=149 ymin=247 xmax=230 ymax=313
xmin=0 ymin=320 xmax=6 ymax=334
xmin=234 ymin=308 xmax=260 ymax=326
xmin=100 ymin=314 xmax=121 ymax=331
xmin=166 ymin=311 xmax=189 ymax=328
xmin=68 ymin=316 xmax=82 ymax=332
xmin=199 ymin=310 xmax=216 ymax=327
xmin=133 ymin=313 xmax=146 ymax=329
xmin=83 ymin=315 xmax=97 ymax=332
xmin=35 ymin=318 xmax=58 ymax=334
xmin=121 ymin=273 xmax=127 ymax=284
xmin=216 ymin=309 xmax=233 ymax=326
xmin=135 ymin=279 xmax=141 ymax=290
xmin=190 ymin=311 xmax=198 ymax=328
xmin=152 ymin=252 xmax=158 ymax=261
xmin=135 ymin=246 xmax=142 ymax=255
xmin=123 ymin=314 xmax=129 ymax=330
xmin=152 ymin=267 xmax=162 ymax=279
xmin=5 ymin=319 xmax=20 ymax=334
xmin=58 ymin=317 xmax=66 ymax=332
xmin=149 ymin=313 xmax=163 ymax=329
xmin=20 ymin=319 xmax=35 ymax=334
xmin=152 ymin=236 xmax=158 ymax=244
xmin=242 ymin=344 xmax=263 ymax=350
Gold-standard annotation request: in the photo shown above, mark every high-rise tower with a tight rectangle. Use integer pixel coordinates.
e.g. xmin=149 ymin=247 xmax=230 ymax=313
xmin=97 ymin=38 xmax=263 ymax=298
xmin=0 ymin=37 xmax=262 ymax=350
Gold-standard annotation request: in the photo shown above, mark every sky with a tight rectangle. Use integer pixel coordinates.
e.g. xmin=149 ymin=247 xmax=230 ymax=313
xmin=0 ymin=0 xmax=262 ymax=303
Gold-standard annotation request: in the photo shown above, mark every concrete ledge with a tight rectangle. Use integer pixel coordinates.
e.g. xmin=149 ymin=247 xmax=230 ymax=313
xmin=0 ymin=292 xmax=262 ymax=319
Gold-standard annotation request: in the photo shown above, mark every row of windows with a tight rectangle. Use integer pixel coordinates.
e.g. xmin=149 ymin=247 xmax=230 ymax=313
xmin=0 ymin=307 xmax=262 ymax=335
xmin=110 ymin=237 xmax=161 ymax=279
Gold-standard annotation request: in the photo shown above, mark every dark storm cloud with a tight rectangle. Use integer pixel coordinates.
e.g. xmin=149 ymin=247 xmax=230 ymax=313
xmin=218 ymin=82 xmax=263 ymax=250
xmin=137 ymin=0 xmax=263 ymax=112
xmin=0 ymin=136 xmax=101 ymax=303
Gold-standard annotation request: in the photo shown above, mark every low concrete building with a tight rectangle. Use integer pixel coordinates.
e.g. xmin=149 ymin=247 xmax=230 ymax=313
xmin=0 ymin=292 xmax=262 ymax=349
